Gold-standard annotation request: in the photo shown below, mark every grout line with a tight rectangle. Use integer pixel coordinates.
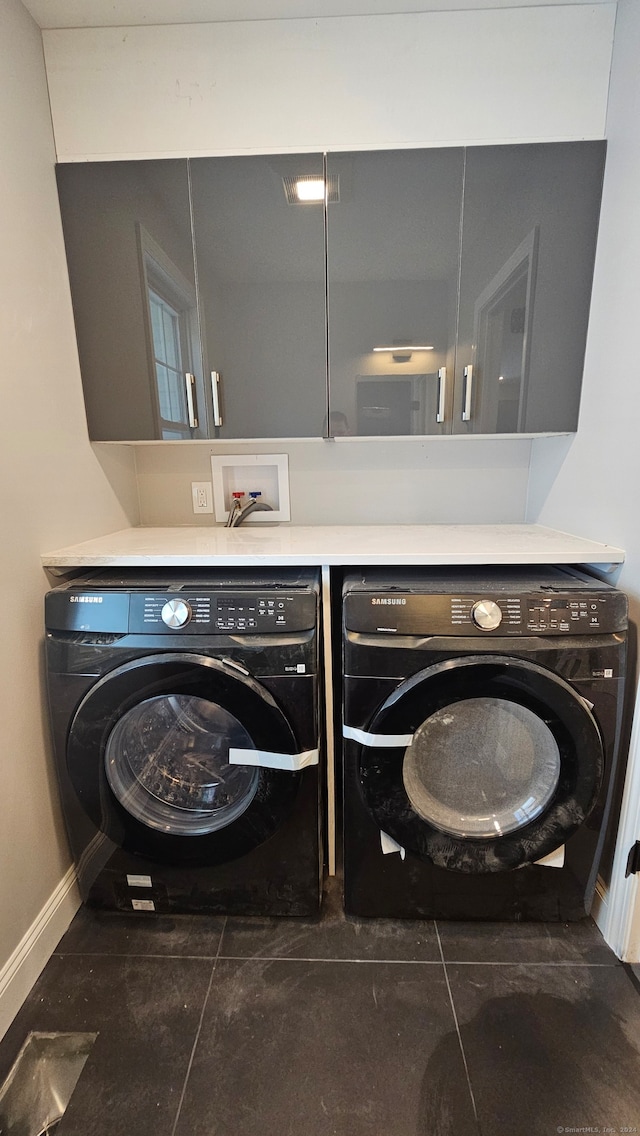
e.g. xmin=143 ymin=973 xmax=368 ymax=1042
xmin=435 ymin=922 xmax=482 ymax=1133
xmin=214 ymin=955 xmax=618 ymax=967
xmin=401 ymin=959 xmax=618 ymax=968
xmin=55 ymin=950 xmax=220 ymax=959
xmin=53 ymin=950 xmax=620 ymax=967
xmin=169 ymin=916 xmax=227 ymax=1136
xmin=216 ymin=954 xmax=443 ymax=964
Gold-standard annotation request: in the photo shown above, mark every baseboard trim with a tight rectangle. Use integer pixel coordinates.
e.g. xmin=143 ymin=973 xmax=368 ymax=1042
xmin=0 ymin=866 xmax=80 ymax=1044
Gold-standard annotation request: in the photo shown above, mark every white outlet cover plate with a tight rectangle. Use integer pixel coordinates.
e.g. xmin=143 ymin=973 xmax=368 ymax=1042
xmin=191 ymin=481 xmax=213 ymax=513
xmin=210 ymin=453 xmax=290 ymax=524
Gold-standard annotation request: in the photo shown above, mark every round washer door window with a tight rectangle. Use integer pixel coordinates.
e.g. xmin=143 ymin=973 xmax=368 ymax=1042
xmin=403 ymin=696 xmax=561 ymax=839
xmin=357 ymin=656 xmax=604 ymax=873
xmin=105 ymin=694 xmax=260 ymax=836
xmin=67 ymin=653 xmax=303 ymax=866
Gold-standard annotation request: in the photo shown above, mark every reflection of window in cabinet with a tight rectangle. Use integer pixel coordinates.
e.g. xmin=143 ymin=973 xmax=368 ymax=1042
xmin=138 ymin=225 xmax=205 ymax=439
xmin=56 ymin=159 xmax=199 ymax=441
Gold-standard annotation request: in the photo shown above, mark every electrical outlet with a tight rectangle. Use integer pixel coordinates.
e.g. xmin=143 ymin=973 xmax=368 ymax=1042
xmin=191 ymin=481 xmax=213 ymax=514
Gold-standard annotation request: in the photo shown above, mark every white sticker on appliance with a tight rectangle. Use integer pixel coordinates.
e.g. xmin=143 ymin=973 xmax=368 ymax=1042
xmin=131 ymin=899 xmax=156 ymax=911
xmin=127 ymin=874 xmax=152 ymax=888
xmin=380 ymin=831 xmax=406 ymax=860
xmin=534 ymin=845 xmax=565 ymax=869
xmin=229 ymin=747 xmax=319 ymax=771
xmin=343 ymin=725 xmax=414 ymax=747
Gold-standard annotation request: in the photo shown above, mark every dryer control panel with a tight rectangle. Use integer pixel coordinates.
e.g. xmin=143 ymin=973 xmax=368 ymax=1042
xmin=448 ymin=593 xmax=617 ymax=634
xmin=344 ymin=587 xmax=627 ymax=637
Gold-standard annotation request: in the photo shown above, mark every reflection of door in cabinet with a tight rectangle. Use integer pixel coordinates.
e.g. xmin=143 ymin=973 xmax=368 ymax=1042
xmin=57 ymin=160 xmax=204 ymax=441
xmin=356 ymin=375 xmax=437 ymax=436
xmin=453 ymin=142 xmax=605 ymax=435
xmin=189 ymin=155 xmax=327 ymax=439
xmin=326 ymin=148 xmax=464 ymax=437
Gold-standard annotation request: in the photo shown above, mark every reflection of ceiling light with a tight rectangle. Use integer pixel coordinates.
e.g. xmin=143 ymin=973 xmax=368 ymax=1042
xmin=373 ymin=343 xmax=435 ymax=362
xmin=296 ymin=178 xmax=325 ymax=202
xmin=373 ymin=345 xmax=434 ymax=352
xmin=282 ymin=174 xmax=340 ymax=204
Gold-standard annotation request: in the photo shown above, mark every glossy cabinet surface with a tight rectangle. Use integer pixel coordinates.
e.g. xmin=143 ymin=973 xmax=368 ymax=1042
xmin=56 ymin=160 xmax=206 ymax=441
xmin=189 ymin=154 xmax=327 ymax=439
xmin=453 ymin=142 xmax=605 ymax=434
xmin=326 ymin=142 xmax=604 ymax=438
xmin=57 ymin=143 xmax=604 ymax=442
xmin=326 ymin=148 xmax=464 ymax=438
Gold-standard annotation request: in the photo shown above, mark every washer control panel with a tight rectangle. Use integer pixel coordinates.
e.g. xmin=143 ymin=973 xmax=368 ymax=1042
xmin=129 ymin=590 xmax=315 ymax=634
xmin=46 ymin=587 xmax=317 ymax=635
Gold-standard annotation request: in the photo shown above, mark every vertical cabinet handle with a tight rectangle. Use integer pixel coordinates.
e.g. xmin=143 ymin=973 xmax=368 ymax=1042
xmin=436 ymin=367 xmax=447 ymax=423
xmin=185 ymin=372 xmax=198 ymax=428
xmin=462 ymin=365 xmax=473 ymax=421
xmin=211 ymin=371 xmax=223 ymax=427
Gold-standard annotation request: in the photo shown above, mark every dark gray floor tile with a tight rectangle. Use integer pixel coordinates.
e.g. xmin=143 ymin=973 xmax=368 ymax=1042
xmin=55 ymin=903 xmax=226 ymax=957
xmin=174 ymin=958 xmax=479 ymax=1136
xmin=220 ymin=874 xmax=440 ymax=962
xmin=0 ymin=953 xmax=213 ymax=1136
xmin=446 ymin=963 xmax=640 ymax=1136
xmin=437 ymin=916 xmax=618 ymax=964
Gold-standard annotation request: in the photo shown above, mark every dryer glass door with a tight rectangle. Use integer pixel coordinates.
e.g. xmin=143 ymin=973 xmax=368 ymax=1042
xmin=356 ymin=655 xmax=604 ymax=873
xmin=403 ymin=696 xmax=561 ymax=839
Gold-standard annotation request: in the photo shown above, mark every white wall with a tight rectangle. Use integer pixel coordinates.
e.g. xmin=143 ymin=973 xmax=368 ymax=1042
xmin=527 ymin=0 xmax=640 ymax=957
xmin=133 ymin=437 xmax=532 ymax=526
xmin=0 ymin=0 xmax=139 ymax=1041
xmin=43 ymin=5 xmax=615 ymax=161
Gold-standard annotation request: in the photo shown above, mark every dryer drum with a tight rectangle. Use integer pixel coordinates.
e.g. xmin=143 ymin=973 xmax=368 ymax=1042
xmin=67 ymin=653 xmax=302 ymax=867
xmin=357 ymin=655 xmax=604 ymax=874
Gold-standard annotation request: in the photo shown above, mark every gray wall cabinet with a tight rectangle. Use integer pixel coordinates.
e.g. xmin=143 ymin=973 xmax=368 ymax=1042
xmin=327 ymin=142 xmax=605 ymax=438
xmin=56 ymin=143 xmax=604 ymax=442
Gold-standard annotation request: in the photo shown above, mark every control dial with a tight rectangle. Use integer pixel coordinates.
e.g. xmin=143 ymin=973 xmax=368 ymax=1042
xmin=161 ymin=598 xmax=192 ymax=629
xmin=471 ymin=599 xmax=503 ymax=632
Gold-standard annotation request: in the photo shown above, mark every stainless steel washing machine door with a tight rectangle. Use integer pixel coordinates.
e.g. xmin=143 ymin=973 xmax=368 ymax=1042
xmin=353 ymin=655 xmax=604 ymax=873
xmin=67 ymin=653 xmax=302 ymax=865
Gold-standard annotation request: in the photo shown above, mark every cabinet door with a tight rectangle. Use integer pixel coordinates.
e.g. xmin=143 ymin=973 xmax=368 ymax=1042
xmin=326 ymin=148 xmax=464 ymax=438
xmin=57 ymin=160 xmax=205 ymax=441
xmin=453 ymin=142 xmax=605 ymax=435
xmin=189 ymin=155 xmax=327 ymax=439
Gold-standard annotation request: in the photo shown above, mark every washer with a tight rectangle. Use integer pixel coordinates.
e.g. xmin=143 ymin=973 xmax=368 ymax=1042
xmin=46 ymin=568 xmax=322 ymax=917
xmin=342 ymin=565 xmax=628 ymax=921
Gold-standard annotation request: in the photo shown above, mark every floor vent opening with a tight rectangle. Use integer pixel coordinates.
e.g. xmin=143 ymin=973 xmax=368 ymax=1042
xmin=0 ymin=1031 xmax=97 ymax=1136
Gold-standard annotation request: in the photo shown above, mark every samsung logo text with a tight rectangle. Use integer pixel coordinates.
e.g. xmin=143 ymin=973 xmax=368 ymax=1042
xmin=371 ymin=598 xmax=406 ymax=606
xmin=70 ymin=596 xmax=103 ymax=604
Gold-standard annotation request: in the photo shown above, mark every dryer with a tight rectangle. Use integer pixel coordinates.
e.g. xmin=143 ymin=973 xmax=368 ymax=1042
xmin=46 ymin=568 xmax=322 ymax=917
xmin=342 ymin=566 xmax=628 ymax=921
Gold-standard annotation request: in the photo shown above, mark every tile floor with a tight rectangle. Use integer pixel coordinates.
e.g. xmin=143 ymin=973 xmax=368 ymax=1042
xmin=1 ymin=876 xmax=640 ymax=1136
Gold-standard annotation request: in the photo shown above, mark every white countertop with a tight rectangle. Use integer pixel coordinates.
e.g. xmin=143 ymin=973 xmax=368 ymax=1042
xmin=41 ymin=524 xmax=625 ymax=569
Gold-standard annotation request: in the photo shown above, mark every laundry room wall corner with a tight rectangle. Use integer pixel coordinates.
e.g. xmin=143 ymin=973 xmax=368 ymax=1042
xmin=0 ymin=0 xmax=139 ymax=1042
